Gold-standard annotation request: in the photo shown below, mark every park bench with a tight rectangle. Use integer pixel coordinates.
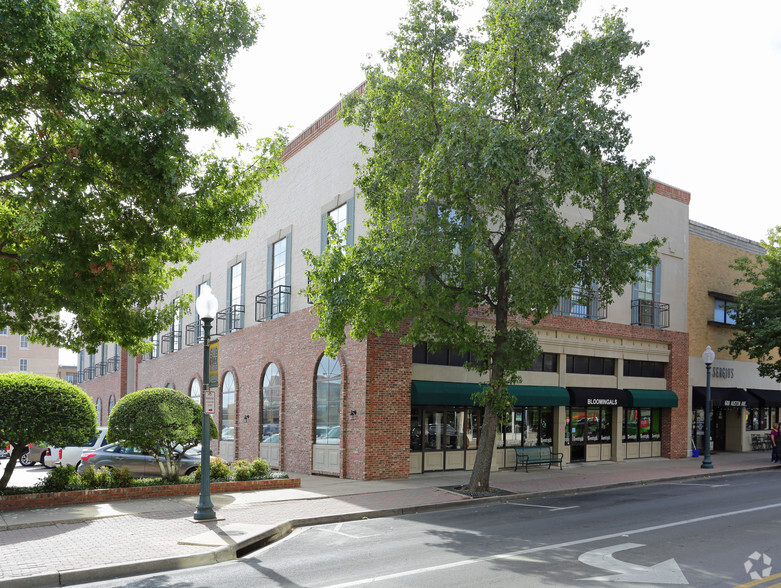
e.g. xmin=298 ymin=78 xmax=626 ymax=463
xmin=514 ymin=445 xmax=564 ymax=472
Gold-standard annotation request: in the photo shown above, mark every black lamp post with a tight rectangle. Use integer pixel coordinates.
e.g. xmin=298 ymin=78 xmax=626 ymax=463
xmin=701 ymin=345 xmax=715 ymax=470
xmin=193 ymin=284 xmax=218 ymax=520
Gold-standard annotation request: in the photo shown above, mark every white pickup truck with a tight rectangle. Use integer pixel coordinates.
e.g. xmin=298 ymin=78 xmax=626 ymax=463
xmin=45 ymin=427 xmax=109 ymax=468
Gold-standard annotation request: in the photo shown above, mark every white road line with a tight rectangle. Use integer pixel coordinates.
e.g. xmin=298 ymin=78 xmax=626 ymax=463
xmin=662 ymin=482 xmax=731 ymax=488
xmin=320 ymin=501 xmax=781 ymax=587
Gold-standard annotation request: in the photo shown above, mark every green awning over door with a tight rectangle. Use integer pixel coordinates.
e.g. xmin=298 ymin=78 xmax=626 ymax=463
xmin=411 ymin=381 xmax=569 ymax=407
xmin=625 ymin=389 xmax=678 ymax=408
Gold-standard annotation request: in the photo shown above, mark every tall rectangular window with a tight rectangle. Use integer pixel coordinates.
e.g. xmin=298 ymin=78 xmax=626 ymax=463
xmin=19 ymin=358 xmax=27 ymax=372
xmin=172 ymin=296 xmax=182 ymax=351
xmin=0 ymin=345 xmax=6 ymax=359
xmin=321 ymin=198 xmax=355 ymax=252
xmin=0 ymin=326 xmax=7 ymax=335
xmin=272 ymin=237 xmax=288 ymax=315
xmin=19 ymin=335 xmax=29 ymax=349
xmin=228 ymin=262 xmax=244 ymax=331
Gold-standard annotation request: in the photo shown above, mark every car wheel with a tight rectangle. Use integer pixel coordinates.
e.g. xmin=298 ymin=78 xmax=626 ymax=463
xmin=185 ymin=467 xmax=197 ymax=476
xmin=42 ymin=454 xmax=55 ymax=469
xmin=19 ymin=452 xmax=33 ymax=467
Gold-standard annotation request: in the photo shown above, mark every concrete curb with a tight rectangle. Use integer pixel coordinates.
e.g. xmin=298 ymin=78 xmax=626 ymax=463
xmin=1 ymin=465 xmax=774 ymax=587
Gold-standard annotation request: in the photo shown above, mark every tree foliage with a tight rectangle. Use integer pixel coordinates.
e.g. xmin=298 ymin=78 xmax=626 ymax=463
xmin=726 ymin=227 xmax=781 ymax=380
xmin=0 ymin=372 xmax=97 ymax=489
xmin=0 ymin=0 xmax=286 ymax=353
xmin=107 ymin=387 xmax=217 ymax=481
xmin=305 ymin=0 xmax=659 ymax=491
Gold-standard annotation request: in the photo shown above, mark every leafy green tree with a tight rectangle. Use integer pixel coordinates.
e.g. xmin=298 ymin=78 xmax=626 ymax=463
xmin=305 ymin=0 xmax=659 ymax=491
xmin=0 ymin=0 xmax=286 ymax=353
xmin=107 ymin=388 xmax=217 ymax=482
xmin=0 ymin=373 xmax=96 ymax=489
xmin=725 ymin=227 xmax=781 ymax=379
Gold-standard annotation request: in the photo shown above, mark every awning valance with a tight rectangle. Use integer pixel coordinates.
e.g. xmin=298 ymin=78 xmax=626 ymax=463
xmin=747 ymin=388 xmax=781 ymax=407
xmin=625 ymin=389 xmax=678 ymax=408
xmin=410 ymin=381 xmax=569 ymax=407
xmin=568 ymin=387 xmax=628 ymax=407
xmin=692 ymin=387 xmax=758 ymax=409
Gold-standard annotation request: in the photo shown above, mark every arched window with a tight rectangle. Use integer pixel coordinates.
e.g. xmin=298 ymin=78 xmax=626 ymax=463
xmin=96 ymin=398 xmax=102 ymax=426
xmin=221 ymin=372 xmax=236 ymax=441
xmin=315 ymin=356 xmax=341 ymax=445
xmin=190 ymin=378 xmax=201 ymax=405
xmin=107 ymin=395 xmax=115 ymax=416
xmin=262 ymin=364 xmax=281 ymax=441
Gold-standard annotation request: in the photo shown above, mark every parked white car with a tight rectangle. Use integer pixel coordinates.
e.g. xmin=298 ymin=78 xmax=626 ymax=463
xmin=46 ymin=427 xmax=109 ymax=468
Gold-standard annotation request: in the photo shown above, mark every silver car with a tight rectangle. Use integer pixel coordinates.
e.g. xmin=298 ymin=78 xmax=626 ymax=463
xmin=77 ymin=443 xmax=200 ymax=478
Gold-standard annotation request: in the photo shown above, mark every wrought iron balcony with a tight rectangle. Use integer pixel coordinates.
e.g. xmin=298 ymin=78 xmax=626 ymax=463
xmin=185 ymin=321 xmax=200 ymax=346
xmin=631 ymin=299 xmax=670 ymax=329
xmin=95 ymin=361 xmax=107 ymax=377
xmin=107 ymin=355 xmax=120 ymax=372
xmin=255 ymin=285 xmax=291 ymax=322
xmin=552 ymin=286 xmax=607 ymax=320
xmin=160 ymin=331 xmax=182 ymax=354
xmin=216 ymin=304 xmax=245 ymax=335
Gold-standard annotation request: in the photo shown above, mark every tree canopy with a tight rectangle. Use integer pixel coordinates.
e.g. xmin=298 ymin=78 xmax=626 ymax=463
xmin=305 ymin=0 xmax=659 ymax=491
xmin=726 ymin=227 xmax=781 ymax=380
xmin=0 ymin=0 xmax=286 ymax=353
xmin=108 ymin=387 xmax=217 ymax=481
xmin=0 ymin=372 xmax=97 ymax=489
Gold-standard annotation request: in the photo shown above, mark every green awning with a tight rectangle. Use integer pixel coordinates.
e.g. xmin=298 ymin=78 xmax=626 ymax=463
xmin=508 ymin=385 xmax=570 ymax=407
xmin=411 ymin=381 xmax=569 ymax=407
xmin=625 ymin=389 xmax=678 ymax=408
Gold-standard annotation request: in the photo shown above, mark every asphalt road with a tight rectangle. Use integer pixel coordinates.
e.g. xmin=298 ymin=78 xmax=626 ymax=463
xmin=76 ymin=470 xmax=781 ymax=587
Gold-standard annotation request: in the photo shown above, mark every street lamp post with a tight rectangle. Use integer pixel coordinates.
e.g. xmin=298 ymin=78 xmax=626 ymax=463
xmin=701 ymin=345 xmax=715 ymax=470
xmin=194 ymin=284 xmax=218 ymax=521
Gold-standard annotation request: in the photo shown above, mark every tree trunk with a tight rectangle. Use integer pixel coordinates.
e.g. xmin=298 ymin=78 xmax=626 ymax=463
xmin=0 ymin=444 xmax=28 ymax=490
xmin=467 ymin=402 xmax=499 ymax=492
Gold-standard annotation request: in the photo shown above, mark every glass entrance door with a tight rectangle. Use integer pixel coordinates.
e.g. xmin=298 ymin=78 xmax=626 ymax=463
xmin=568 ymin=406 xmax=586 ymax=462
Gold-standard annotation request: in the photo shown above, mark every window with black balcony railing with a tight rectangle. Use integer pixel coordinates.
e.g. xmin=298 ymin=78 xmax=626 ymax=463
xmin=255 ymin=285 xmax=291 ymax=322
xmin=631 ymin=299 xmax=670 ymax=329
xmin=552 ymin=286 xmax=607 ymax=320
xmin=215 ymin=304 xmax=245 ymax=335
xmin=160 ymin=331 xmax=181 ymax=354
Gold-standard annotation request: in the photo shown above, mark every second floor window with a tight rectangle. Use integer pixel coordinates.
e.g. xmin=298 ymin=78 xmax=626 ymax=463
xmin=19 ymin=335 xmax=29 ymax=349
xmin=321 ymin=198 xmax=355 ymax=252
xmin=713 ymin=298 xmax=737 ymax=325
xmin=0 ymin=345 xmax=6 ymax=359
xmin=19 ymin=358 xmax=27 ymax=372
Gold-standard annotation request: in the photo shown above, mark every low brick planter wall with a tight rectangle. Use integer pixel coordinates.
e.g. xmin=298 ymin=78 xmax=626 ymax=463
xmin=0 ymin=477 xmax=300 ymax=511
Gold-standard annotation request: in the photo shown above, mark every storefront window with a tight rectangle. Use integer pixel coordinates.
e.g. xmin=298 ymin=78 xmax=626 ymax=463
xmin=261 ymin=364 xmax=280 ymax=441
xmin=651 ymin=408 xmax=661 ymax=441
xmin=221 ymin=372 xmax=236 ymax=441
xmin=599 ymin=408 xmax=612 ymax=442
xmin=624 ymin=409 xmax=638 ymax=443
xmin=315 ymin=356 xmax=341 ymax=444
xmin=411 ymin=411 xmax=422 ymax=451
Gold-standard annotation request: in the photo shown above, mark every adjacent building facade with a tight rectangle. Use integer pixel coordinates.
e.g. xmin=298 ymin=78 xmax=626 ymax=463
xmin=0 ymin=327 xmax=59 ymax=378
xmin=687 ymin=221 xmax=781 ymax=455
xmin=77 ymin=95 xmax=702 ymax=480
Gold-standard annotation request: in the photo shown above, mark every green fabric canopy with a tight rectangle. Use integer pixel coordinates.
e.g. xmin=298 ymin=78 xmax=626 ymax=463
xmin=411 ymin=381 xmax=569 ymax=407
xmin=625 ymin=389 xmax=678 ymax=408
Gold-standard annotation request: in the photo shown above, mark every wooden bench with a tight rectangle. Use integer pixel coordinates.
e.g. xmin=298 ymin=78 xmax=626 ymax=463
xmin=514 ymin=445 xmax=564 ymax=472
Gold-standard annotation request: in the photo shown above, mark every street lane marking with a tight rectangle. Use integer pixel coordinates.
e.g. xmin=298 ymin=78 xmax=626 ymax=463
xmin=320 ymin=501 xmax=781 ymax=587
xmin=732 ymin=570 xmax=781 ymax=587
xmin=579 ymin=543 xmax=688 ymax=584
xmin=506 ymin=502 xmax=580 ymax=511
xmin=662 ymin=482 xmax=730 ymax=488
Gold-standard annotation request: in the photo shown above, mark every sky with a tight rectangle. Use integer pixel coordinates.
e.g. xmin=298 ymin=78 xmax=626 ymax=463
xmin=225 ymin=0 xmax=781 ymax=244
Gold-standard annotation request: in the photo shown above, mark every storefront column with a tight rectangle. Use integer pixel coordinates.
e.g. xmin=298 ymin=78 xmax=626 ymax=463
xmin=553 ymin=405 xmax=566 ymax=458
xmin=612 ymin=406 xmax=624 ymax=462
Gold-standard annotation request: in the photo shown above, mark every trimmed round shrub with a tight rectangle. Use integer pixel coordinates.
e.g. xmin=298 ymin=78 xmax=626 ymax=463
xmin=108 ymin=466 xmax=134 ymax=488
xmin=195 ymin=456 xmax=231 ymax=481
xmin=108 ymin=388 xmax=217 ymax=482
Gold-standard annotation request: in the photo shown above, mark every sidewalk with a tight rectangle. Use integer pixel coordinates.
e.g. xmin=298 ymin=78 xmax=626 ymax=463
xmin=0 ymin=451 xmax=776 ymax=587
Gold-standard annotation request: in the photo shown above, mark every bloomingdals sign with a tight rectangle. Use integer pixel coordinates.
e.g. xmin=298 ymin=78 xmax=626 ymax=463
xmin=568 ymin=387 xmax=629 ymax=407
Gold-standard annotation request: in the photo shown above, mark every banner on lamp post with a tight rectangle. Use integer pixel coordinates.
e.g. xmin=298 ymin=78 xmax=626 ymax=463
xmin=204 ymin=340 xmax=219 ymax=415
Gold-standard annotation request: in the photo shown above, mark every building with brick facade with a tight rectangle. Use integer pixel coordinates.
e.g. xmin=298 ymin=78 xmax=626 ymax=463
xmin=77 ymin=96 xmax=693 ymax=480
xmin=687 ymin=221 xmax=781 ymax=456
